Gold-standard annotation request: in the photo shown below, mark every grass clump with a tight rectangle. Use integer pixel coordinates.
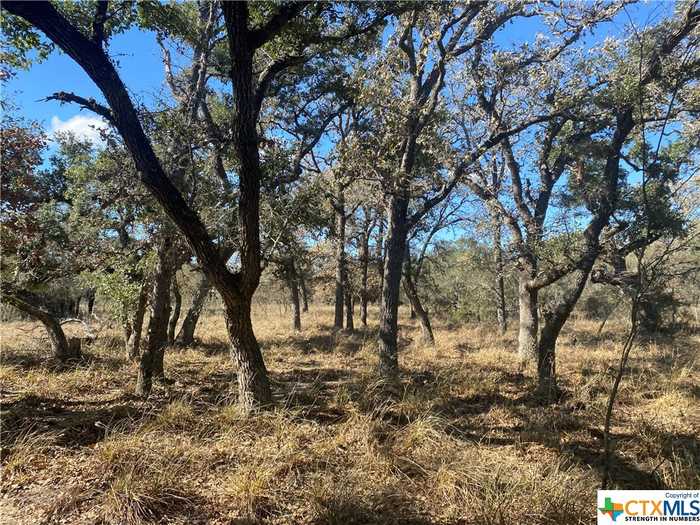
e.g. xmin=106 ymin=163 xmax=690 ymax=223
xmin=1 ymin=306 xmax=698 ymax=524
xmin=102 ymin=467 xmax=197 ymax=525
xmin=95 ymin=431 xmax=203 ymax=524
xmin=1 ymin=427 xmax=58 ymax=481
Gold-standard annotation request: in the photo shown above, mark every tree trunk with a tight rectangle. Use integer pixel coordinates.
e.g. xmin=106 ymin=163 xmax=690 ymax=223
xmin=287 ymin=260 xmax=302 ymax=332
xmin=403 ymin=278 xmax=434 ymax=345
xmin=360 ymin=228 xmax=369 ymax=326
xmin=402 ymin=277 xmax=434 ymax=345
xmin=123 ymin=313 xmax=132 ymax=356
xmin=176 ymin=273 xmax=211 ymax=346
xmin=126 ymin=279 xmax=148 ymax=360
xmin=378 ymin=192 xmax=409 ymax=380
xmin=300 ymin=274 xmax=309 ymax=313
xmin=344 ymin=289 xmax=354 ymax=332
xmin=167 ymin=276 xmax=182 ymax=345
xmin=136 ymin=239 xmax=174 ymax=397
xmin=402 ymin=246 xmax=435 ymax=345
xmin=376 ymin=212 xmax=385 ymax=304
xmin=334 ymin=184 xmax=346 ymax=330
xmin=290 ymin=278 xmax=302 ymax=331
xmin=86 ymin=288 xmax=96 ymax=317
xmin=493 ymin=217 xmax=507 ymax=334
xmin=224 ymin=297 xmax=272 ymax=410
xmin=3 ymin=289 xmax=78 ymax=361
xmin=518 ymin=268 xmax=538 ymax=366
xmin=4 ymin=2 xmax=274 ymax=411
xmin=536 ymin=269 xmax=590 ymax=401
xmin=223 ymin=2 xmax=274 ymax=410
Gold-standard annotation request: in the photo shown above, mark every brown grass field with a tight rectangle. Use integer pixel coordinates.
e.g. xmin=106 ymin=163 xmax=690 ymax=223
xmin=1 ymin=305 xmax=698 ymax=524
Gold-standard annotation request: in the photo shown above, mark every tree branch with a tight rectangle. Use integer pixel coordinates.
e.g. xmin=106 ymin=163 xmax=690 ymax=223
xmin=4 ymin=0 xmax=236 ymax=296
xmin=249 ymin=1 xmax=309 ymax=49
xmin=91 ymin=0 xmax=109 ymax=45
xmin=45 ymin=91 xmax=115 ymax=124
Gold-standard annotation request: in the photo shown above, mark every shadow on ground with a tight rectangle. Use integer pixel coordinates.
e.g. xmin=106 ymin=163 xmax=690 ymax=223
xmin=1 ymin=393 xmax=139 ymax=450
xmin=0 ymin=347 xmax=124 ymax=373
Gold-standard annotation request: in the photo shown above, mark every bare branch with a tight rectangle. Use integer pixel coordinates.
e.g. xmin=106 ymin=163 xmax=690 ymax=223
xmin=45 ymin=91 xmax=114 ymax=124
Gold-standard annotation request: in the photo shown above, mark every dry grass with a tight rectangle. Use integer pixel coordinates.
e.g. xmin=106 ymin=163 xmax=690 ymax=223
xmin=1 ymin=306 xmax=698 ymax=524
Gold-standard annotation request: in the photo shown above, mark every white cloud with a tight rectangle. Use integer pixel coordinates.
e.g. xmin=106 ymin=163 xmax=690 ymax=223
xmin=50 ymin=114 xmax=109 ymax=144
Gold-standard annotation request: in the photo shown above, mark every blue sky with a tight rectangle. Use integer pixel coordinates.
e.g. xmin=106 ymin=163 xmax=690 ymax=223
xmin=5 ymin=1 xmax=671 ymax=144
xmin=3 ymin=1 xmax=679 ymax=252
xmin=5 ymin=26 xmax=166 ymax=139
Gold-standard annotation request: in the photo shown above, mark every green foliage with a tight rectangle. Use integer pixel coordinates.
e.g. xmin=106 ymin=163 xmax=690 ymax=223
xmin=421 ymin=238 xmax=516 ymax=324
xmin=136 ymin=1 xmax=197 ymax=42
xmin=1 ymin=1 xmax=140 ymax=80
xmin=81 ymin=260 xmax=147 ymax=321
xmin=0 ymin=117 xmax=70 ymax=286
xmin=0 ymin=12 xmax=53 ymax=78
xmin=56 ymin=1 xmax=138 ymax=41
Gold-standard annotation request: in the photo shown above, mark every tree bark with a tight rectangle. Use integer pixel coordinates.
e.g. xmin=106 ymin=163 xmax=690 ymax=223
xmin=360 ymin=228 xmax=370 ymax=326
xmin=492 ymin=216 xmax=507 ymax=334
xmin=175 ymin=273 xmax=212 ymax=346
xmin=300 ymin=274 xmax=309 ymax=313
xmin=402 ymin=258 xmax=435 ymax=345
xmin=378 ymin=192 xmax=409 ymax=379
xmin=290 ymin=277 xmax=302 ymax=331
xmin=224 ymin=297 xmax=272 ymax=409
xmin=528 ymin=111 xmax=636 ymax=396
xmin=86 ymin=288 xmax=96 ymax=317
xmin=285 ymin=259 xmax=302 ymax=331
xmin=376 ymin=212 xmax=386 ymax=303
xmin=217 ymin=3 xmax=274 ymax=409
xmin=136 ymin=239 xmax=174 ymax=396
xmin=333 ymin=183 xmax=346 ymax=330
xmin=3 ymin=289 xmax=78 ymax=361
xmin=517 ymin=266 xmax=538 ymax=365
xmin=4 ymin=1 xmax=273 ymax=410
xmin=167 ymin=276 xmax=182 ymax=345
xmin=126 ymin=278 xmax=148 ymax=360
xmin=536 ymin=269 xmax=590 ymax=401
xmin=344 ymin=288 xmax=354 ymax=332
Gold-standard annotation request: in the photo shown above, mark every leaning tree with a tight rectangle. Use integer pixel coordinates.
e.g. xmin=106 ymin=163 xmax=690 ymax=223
xmin=355 ymin=1 xmax=588 ymax=380
xmin=462 ymin=2 xmax=700 ymax=398
xmin=0 ymin=119 xmax=85 ymax=360
xmin=3 ymin=1 xmax=399 ymax=410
